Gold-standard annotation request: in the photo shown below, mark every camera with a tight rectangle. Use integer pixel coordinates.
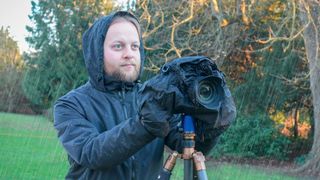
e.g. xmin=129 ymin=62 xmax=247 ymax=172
xmin=188 ymin=75 xmax=224 ymax=111
xmin=140 ymin=56 xmax=235 ymax=124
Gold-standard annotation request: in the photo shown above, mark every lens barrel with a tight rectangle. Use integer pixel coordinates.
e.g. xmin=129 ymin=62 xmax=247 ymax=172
xmin=198 ymin=80 xmax=214 ymax=103
xmin=194 ymin=76 xmax=224 ymax=111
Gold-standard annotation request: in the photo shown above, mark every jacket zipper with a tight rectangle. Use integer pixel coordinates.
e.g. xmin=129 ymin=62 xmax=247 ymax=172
xmin=119 ymin=86 xmax=136 ymax=179
xmin=119 ymin=86 xmax=128 ymax=120
xmin=131 ymin=156 xmax=136 ymax=180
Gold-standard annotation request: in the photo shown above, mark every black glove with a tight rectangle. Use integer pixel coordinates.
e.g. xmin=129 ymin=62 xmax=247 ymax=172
xmin=138 ymin=78 xmax=177 ymax=138
xmin=139 ymin=96 xmax=170 ymax=137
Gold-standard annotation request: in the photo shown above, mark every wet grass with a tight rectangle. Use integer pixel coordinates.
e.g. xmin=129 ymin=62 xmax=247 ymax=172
xmin=0 ymin=112 xmax=302 ymax=179
xmin=169 ymin=157 xmax=300 ymax=180
xmin=0 ymin=112 xmax=68 ymax=179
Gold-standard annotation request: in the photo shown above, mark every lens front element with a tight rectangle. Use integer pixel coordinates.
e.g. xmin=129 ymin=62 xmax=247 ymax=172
xmin=198 ymin=81 xmax=214 ymax=103
xmin=194 ymin=76 xmax=224 ymax=110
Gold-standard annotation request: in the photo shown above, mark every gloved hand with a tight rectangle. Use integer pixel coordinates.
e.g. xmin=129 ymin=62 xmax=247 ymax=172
xmin=138 ymin=78 xmax=178 ymax=138
xmin=139 ymin=95 xmax=170 ymax=137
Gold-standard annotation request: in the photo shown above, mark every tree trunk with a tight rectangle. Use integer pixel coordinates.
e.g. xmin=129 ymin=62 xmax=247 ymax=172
xmin=296 ymin=0 xmax=320 ymax=176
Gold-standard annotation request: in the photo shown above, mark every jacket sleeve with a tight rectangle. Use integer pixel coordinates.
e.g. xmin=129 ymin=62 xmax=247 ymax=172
xmin=53 ymin=96 xmax=155 ymax=170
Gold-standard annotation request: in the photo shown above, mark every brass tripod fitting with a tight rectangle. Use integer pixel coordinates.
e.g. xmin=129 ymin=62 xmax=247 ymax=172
xmin=183 ymin=132 xmax=196 ymax=159
xmin=183 ymin=133 xmax=196 ymax=140
xmin=163 ymin=151 xmax=179 ymax=171
xmin=182 ymin=147 xmax=195 ymax=159
xmin=192 ymin=152 xmax=206 ymax=171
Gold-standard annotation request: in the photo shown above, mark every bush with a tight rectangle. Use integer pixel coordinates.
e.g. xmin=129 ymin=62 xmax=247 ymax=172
xmin=211 ymin=114 xmax=292 ymax=160
xmin=0 ymin=67 xmax=36 ymax=114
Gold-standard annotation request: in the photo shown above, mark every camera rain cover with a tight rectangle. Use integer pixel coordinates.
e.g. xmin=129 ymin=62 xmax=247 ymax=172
xmin=139 ymin=56 xmax=236 ymax=126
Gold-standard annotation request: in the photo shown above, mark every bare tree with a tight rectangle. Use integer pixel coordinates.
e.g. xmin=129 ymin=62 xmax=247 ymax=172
xmin=134 ymin=2 xmax=318 ymax=174
xmin=135 ymin=0 xmax=241 ymax=75
xmin=296 ymin=0 xmax=320 ymax=176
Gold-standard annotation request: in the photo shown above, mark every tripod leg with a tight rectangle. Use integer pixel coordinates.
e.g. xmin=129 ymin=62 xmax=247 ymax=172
xmin=183 ymin=145 xmax=195 ymax=180
xmin=184 ymin=159 xmax=193 ymax=180
xmin=192 ymin=152 xmax=208 ymax=180
xmin=157 ymin=151 xmax=179 ymax=180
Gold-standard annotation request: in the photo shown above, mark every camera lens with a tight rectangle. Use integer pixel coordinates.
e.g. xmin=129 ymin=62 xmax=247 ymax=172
xmin=189 ymin=76 xmax=224 ymax=111
xmin=193 ymin=76 xmax=223 ymax=110
xmin=199 ymin=83 xmax=213 ymax=102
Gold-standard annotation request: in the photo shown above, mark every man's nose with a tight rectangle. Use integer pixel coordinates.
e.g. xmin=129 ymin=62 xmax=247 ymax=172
xmin=123 ymin=47 xmax=134 ymax=59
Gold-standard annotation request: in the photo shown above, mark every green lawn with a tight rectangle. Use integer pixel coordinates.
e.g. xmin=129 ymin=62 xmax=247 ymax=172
xmin=169 ymin=159 xmax=299 ymax=180
xmin=0 ymin=112 xmax=300 ymax=180
xmin=0 ymin=112 xmax=68 ymax=179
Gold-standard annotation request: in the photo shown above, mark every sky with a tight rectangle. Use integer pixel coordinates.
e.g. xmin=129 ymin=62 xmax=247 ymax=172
xmin=0 ymin=0 xmax=33 ymax=53
xmin=0 ymin=0 xmax=129 ymax=53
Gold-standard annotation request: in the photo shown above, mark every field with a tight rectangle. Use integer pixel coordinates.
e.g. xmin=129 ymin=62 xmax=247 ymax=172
xmin=0 ymin=112 xmax=302 ymax=179
xmin=0 ymin=112 xmax=68 ymax=179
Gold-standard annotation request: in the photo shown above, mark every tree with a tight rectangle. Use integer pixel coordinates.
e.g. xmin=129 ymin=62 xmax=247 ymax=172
xmin=23 ymin=0 xmax=114 ymax=108
xmin=0 ymin=27 xmax=32 ymax=113
xmin=0 ymin=27 xmax=22 ymax=69
xmin=296 ymin=0 xmax=320 ymax=176
xmin=135 ymin=0 xmax=311 ymax=115
xmin=134 ymin=0 xmax=242 ymax=80
xmin=218 ymin=1 xmax=314 ymax=148
xmin=132 ymin=0 xmax=314 ymax=160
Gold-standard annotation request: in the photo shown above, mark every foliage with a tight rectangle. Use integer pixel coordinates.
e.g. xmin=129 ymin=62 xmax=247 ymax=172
xmin=219 ymin=0 xmax=312 ymax=142
xmin=233 ymin=41 xmax=310 ymax=115
xmin=22 ymin=0 xmax=114 ymax=108
xmin=134 ymin=0 xmax=311 ymax=121
xmin=211 ymin=115 xmax=292 ymax=160
xmin=134 ymin=0 xmax=241 ymax=80
xmin=0 ymin=27 xmax=33 ymax=113
xmin=294 ymin=154 xmax=310 ymax=166
xmin=19 ymin=0 xmax=315 ymax=163
xmin=0 ymin=27 xmax=23 ymax=69
xmin=296 ymin=0 xmax=320 ymax=175
xmin=132 ymin=0 xmax=312 ymax=161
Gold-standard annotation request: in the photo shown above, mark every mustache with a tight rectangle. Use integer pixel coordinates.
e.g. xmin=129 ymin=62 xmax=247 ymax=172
xmin=120 ymin=62 xmax=136 ymax=67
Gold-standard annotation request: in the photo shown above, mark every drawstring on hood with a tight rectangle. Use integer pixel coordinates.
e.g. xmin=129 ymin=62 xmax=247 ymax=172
xmin=82 ymin=11 xmax=145 ymax=92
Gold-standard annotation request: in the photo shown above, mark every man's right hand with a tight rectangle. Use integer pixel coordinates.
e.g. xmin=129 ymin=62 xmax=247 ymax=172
xmin=138 ymin=90 xmax=175 ymax=138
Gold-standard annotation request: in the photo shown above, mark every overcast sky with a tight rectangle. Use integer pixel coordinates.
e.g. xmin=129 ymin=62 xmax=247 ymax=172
xmin=0 ymin=0 xmax=33 ymax=52
xmin=0 ymin=0 xmax=130 ymax=53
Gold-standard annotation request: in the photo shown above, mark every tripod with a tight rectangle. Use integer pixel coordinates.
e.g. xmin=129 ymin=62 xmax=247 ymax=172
xmin=157 ymin=115 xmax=208 ymax=180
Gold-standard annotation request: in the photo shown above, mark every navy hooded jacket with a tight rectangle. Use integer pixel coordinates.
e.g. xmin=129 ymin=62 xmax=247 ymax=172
xmin=53 ymin=11 xmax=184 ymax=180
xmin=53 ymin=11 xmax=223 ymax=180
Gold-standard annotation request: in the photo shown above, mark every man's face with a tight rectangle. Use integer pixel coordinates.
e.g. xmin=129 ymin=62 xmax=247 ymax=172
xmin=103 ymin=19 xmax=141 ymax=82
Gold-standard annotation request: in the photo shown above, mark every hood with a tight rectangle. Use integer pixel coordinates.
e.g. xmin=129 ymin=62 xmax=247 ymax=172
xmin=82 ymin=11 xmax=145 ymax=92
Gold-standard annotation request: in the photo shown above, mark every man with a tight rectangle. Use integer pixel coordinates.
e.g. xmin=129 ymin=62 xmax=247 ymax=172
xmin=54 ymin=11 xmax=230 ymax=179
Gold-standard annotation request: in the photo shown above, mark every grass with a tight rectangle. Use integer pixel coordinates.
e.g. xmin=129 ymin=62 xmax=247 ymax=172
xmin=0 ymin=112 xmax=301 ymax=180
xmin=0 ymin=112 xmax=68 ymax=179
xmin=169 ymin=158 xmax=299 ymax=180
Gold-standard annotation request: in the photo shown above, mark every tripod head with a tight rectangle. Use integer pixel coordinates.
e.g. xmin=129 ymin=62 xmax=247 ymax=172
xmin=157 ymin=115 xmax=208 ymax=180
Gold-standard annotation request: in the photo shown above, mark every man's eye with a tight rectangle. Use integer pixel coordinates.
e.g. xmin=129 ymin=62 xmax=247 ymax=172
xmin=132 ymin=44 xmax=139 ymax=50
xmin=113 ymin=44 xmax=122 ymax=49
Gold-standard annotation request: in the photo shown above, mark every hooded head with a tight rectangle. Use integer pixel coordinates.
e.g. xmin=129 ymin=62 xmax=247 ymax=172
xmin=82 ymin=11 xmax=145 ymax=91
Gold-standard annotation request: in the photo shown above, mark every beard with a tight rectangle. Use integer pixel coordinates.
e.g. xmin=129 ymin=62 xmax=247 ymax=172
xmin=109 ymin=66 xmax=140 ymax=83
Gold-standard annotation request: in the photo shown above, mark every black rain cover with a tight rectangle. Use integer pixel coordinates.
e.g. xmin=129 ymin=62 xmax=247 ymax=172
xmin=139 ymin=56 xmax=236 ymax=127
